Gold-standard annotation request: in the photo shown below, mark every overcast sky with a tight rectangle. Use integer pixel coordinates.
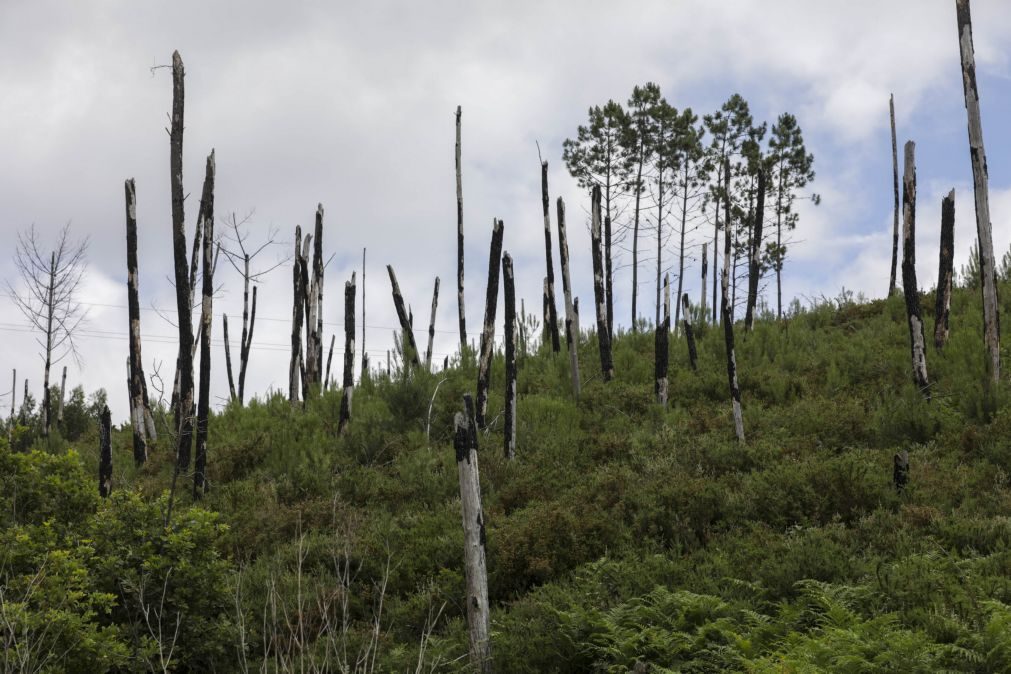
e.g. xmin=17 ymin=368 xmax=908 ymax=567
xmin=2 ymin=0 xmax=1011 ymax=422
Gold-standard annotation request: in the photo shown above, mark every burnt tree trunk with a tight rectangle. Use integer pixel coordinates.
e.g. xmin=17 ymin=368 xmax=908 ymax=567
xmin=935 ymin=190 xmax=955 ymax=349
xmin=288 ymin=226 xmax=305 ymax=405
xmin=745 ymin=169 xmax=766 ymax=332
xmin=339 ymin=273 xmax=356 ymax=433
xmin=901 ymin=141 xmax=930 ymax=396
xmin=302 ymin=204 xmax=325 ymax=397
xmin=7 ymin=369 xmax=13 ymax=447
xmin=591 ymin=186 xmax=614 ymax=381
xmin=169 ymin=51 xmax=196 ymax=470
xmin=98 ymin=405 xmax=112 ymax=498
xmin=721 ymin=160 xmax=745 ymax=443
xmin=193 ymin=151 xmax=215 ymax=499
xmin=503 ymin=253 xmax=517 ymax=460
xmin=41 ymin=253 xmax=54 ymax=437
xmin=655 ymin=273 xmax=670 ymax=405
xmin=542 ymin=278 xmax=550 ymax=347
xmin=387 ymin=265 xmax=420 ymax=367
xmin=957 ymin=0 xmax=1001 ymax=387
xmin=58 ymin=366 xmax=66 ymax=425
xmin=476 ymin=219 xmax=505 ymax=428
xmin=700 ymin=242 xmax=708 ymax=324
xmin=361 ymin=247 xmax=368 ymax=379
xmin=426 ymin=277 xmax=440 ymax=370
xmin=325 ymin=334 xmax=335 ymax=390
xmin=223 ymin=315 xmax=236 ymax=401
xmin=682 ymin=294 xmax=698 ymax=371
xmin=540 ymin=161 xmax=561 ymax=352
xmin=237 ymin=255 xmax=257 ymax=405
xmin=888 ymin=94 xmax=900 ymax=297
xmin=557 ymin=197 xmax=580 ymax=398
xmin=456 ymin=106 xmax=468 ymax=355
xmin=455 ymin=394 xmax=491 ymax=673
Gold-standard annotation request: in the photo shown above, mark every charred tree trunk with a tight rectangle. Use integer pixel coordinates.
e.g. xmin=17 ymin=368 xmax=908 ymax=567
xmin=456 ymin=106 xmax=468 ymax=355
xmin=302 ymin=204 xmax=325 ymax=397
xmin=361 ymin=248 xmax=368 ymax=379
xmin=888 ymin=94 xmax=900 ymax=297
xmin=557 ymin=197 xmax=580 ymax=398
xmin=476 ymin=219 xmax=505 ymax=428
xmin=503 ymin=253 xmax=517 ymax=460
xmin=591 ymin=186 xmax=614 ymax=381
xmin=426 ymin=277 xmax=440 ymax=370
xmin=700 ymin=243 xmax=708 ymax=324
xmin=901 ymin=141 xmax=930 ymax=396
xmin=125 ymin=177 xmax=150 ymax=463
xmin=540 ymin=161 xmax=561 ymax=352
xmin=237 ymin=256 xmax=257 ymax=405
xmin=957 ymin=0 xmax=1001 ymax=387
xmin=169 ymin=51 xmax=196 ymax=470
xmin=193 ymin=151 xmax=215 ymax=499
xmin=7 ymin=369 xmax=13 ymax=446
xmin=682 ymin=294 xmax=698 ymax=371
xmin=325 ymin=334 xmax=335 ymax=390
xmin=41 ymin=253 xmax=54 ymax=437
xmin=655 ymin=274 xmax=670 ymax=405
xmin=339 ymin=273 xmax=356 ymax=433
xmin=98 ymin=405 xmax=112 ymax=498
xmin=58 ymin=366 xmax=66 ymax=425
xmin=721 ymin=160 xmax=745 ymax=443
xmin=288 ymin=226 xmax=305 ymax=405
xmin=387 ymin=265 xmax=420 ymax=367
xmin=745 ymin=169 xmax=766 ymax=331
xmin=223 ymin=315 xmax=236 ymax=401
xmin=605 ymin=211 xmax=614 ymax=341
xmin=455 ymin=394 xmax=491 ymax=673
xmin=935 ymin=190 xmax=955 ymax=349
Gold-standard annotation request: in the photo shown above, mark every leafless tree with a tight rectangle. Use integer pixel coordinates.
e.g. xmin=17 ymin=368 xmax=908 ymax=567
xmin=7 ymin=224 xmax=88 ymax=437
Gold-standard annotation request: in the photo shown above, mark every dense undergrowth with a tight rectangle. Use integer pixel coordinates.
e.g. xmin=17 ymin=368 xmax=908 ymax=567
xmin=5 ymin=279 xmax=1011 ymax=672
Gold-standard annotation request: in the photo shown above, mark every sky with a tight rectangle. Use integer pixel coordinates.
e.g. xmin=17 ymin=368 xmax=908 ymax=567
xmin=2 ymin=0 xmax=1011 ymax=422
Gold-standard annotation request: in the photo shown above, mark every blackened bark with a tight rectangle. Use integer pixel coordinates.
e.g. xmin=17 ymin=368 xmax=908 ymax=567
xmin=302 ymin=204 xmax=325 ymax=397
xmin=957 ymin=0 xmax=1000 ymax=386
xmin=99 ymin=405 xmax=112 ymax=498
xmin=541 ymin=161 xmax=561 ymax=352
xmin=193 ymin=151 xmax=215 ymax=499
xmin=456 ymin=106 xmax=468 ymax=354
xmin=935 ymin=190 xmax=955 ymax=349
xmin=700 ymin=243 xmax=708 ymax=324
xmin=590 ymin=186 xmax=614 ymax=381
xmin=325 ymin=334 xmax=335 ymax=390
xmin=655 ymin=274 xmax=670 ymax=405
xmin=682 ymin=294 xmax=698 ymax=371
xmin=745 ymin=169 xmax=766 ymax=331
xmin=126 ymin=178 xmax=149 ymax=463
xmin=605 ymin=207 xmax=613 ymax=341
xmin=387 ymin=265 xmax=420 ymax=367
xmin=901 ymin=141 xmax=930 ymax=396
xmin=58 ymin=366 xmax=66 ymax=425
xmin=339 ymin=273 xmax=356 ymax=433
xmin=476 ymin=219 xmax=505 ymax=427
xmin=503 ymin=253 xmax=517 ymax=459
xmin=223 ymin=315 xmax=236 ymax=401
xmin=289 ymin=226 xmax=304 ymax=404
xmin=557 ymin=197 xmax=580 ymax=398
xmin=426 ymin=277 xmax=440 ymax=370
xmin=721 ymin=160 xmax=745 ymax=442
xmin=888 ymin=94 xmax=900 ymax=297
xmin=7 ymin=369 xmax=13 ymax=447
xmin=361 ymin=247 xmax=367 ymax=379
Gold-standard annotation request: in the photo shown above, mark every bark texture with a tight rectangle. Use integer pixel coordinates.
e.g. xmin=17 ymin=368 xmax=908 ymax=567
xmin=289 ymin=226 xmax=305 ymax=404
xmin=503 ymin=253 xmax=517 ymax=460
xmin=194 ymin=151 xmax=215 ymax=499
xmin=476 ymin=219 xmax=504 ymax=427
xmin=339 ymin=273 xmax=356 ymax=433
xmin=700 ymin=242 xmax=708 ymax=324
xmin=456 ymin=106 xmax=468 ymax=354
xmin=556 ymin=197 xmax=580 ymax=398
xmin=935 ymin=190 xmax=955 ymax=349
xmin=590 ymin=186 xmax=614 ymax=381
xmin=721 ymin=160 xmax=745 ymax=443
xmin=902 ymin=141 xmax=930 ymax=396
xmin=387 ymin=265 xmax=420 ymax=368
xmin=426 ymin=277 xmax=440 ymax=370
xmin=541 ymin=161 xmax=561 ymax=352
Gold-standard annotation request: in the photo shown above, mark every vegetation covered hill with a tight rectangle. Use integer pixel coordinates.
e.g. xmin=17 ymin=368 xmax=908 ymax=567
xmin=5 ymin=278 xmax=1011 ymax=672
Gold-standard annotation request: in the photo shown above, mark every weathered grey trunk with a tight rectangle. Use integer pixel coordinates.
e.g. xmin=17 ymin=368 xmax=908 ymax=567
xmin=99 ymin=405 xmax=112 ymax=498
xmin=456 ymin=106 xmax=468 ymax=355
xmin=426 ymin=277 xmax=440 ymax=370
xmin=590 ymin=186 xmax=614 ymax=381
xmin=289 ymin=226 xmax=305 ymax=405
xmin=700 ymin=242 xmax=708 ymax=324
xmin=901 ymin=141 xmax=930 ymax=396
xmin=556 ymin=197 xmax=580 ymax=398
xmin=956 ymin=0 xmax=1001 ymax=386
xmin=169 ymin=51 xmax=196 ymax=470
xmin=455 ymin=394 xmax=491 ymax=673
xmin=745 ymin=169 xmax=766 ymax=331
xmin=682 ymin=294 xmax=698 ymax=371
xmin=888 ymin=94 xmax=900 ymax=297
xmin=540 ymin=161 xmax=561 ymax=352
xmin=935 ymin=190 xmax=955 ymax=349
xmin=503 ymin=253 xmax=517 ymax=460
xmin=721 ymin=160 xmax=745 ymax=443
xmin=476 ymin=220 xmax=505 ymax=427
xmin=324 ymin=334 xmax=335 ymax=390
xmin=339 ymin=273 xmax=356 ymax=433
xmin=387 ymin=265 xmax=420 ymax=367
xmin=194 ymin=151 xmax=215 ymax=499
xmin=655 ymin=273 xmax=670 ymax=405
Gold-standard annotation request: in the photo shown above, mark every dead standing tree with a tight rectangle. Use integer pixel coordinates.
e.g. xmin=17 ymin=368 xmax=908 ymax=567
xmin=956 ymin=0 xmax=1000 ymax=388
xmin=700 ymin=242 xmax=708 ymax=323
xmin=288 ymin=226 xmax=307 ymax=404
xmin=9 ymin=223 xmax=88 ymax=439
xmin=888 ymin=94 xmax=900 ymax=297
xmin=655 ymin=273 xmax=670 ymax=405
xmin=387 ymin=265 xmax=421 ymax=368
xmin=99 ymin=405 xmax=112 ymax=498
xmin=193 ymin=152 xmax=216 ymax=498
xmin=590 ymin=186 xmax=614 ymax=381
xmin=744 ymin=169 xmax=766 ymax=331
xmin=339 ymin=273 xmax=356 ymax=433
xmin=125 ymin=179 xmax=156 ymax=464
xmin=935 ymin=190 xmax=955 ymax=349
xmin=901 ymin=141 xmax=929 ymax=396
xmin=476 ymin=219 xmax=505 ymax=428
xmin=503 ymin=253 xmax=517 ymax=459
xmin=721 ymin=160 xmax=745 ymax=443
xmin=540 ymin=160 xmax=561 ymax=352
xmin=682 ymin=294 xmax=698 ymax=371
xmin=302 ymin=205 xmax=326 ymax=398
xmin=425 ymin=277 xmax=440 ymax=370
xmin=556 ymin=197 xmax=581 ymax=398
xmin=456 ymin=106 xmax=468 ymax=355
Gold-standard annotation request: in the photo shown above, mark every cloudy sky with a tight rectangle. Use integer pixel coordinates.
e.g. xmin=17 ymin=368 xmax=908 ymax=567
xmin=2 ymin=0 xmax=1011 ymax=422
